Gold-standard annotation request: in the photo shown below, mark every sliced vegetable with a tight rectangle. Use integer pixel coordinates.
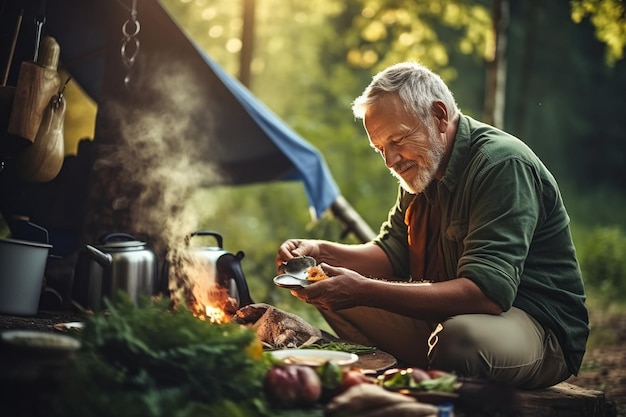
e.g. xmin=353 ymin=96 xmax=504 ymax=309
xmin=378 ymin=367 xmax=458 ymax=393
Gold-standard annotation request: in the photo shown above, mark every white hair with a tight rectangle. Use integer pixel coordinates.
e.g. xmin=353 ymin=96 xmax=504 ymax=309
xmin=352 ymin=62 xmax=460 ymax=122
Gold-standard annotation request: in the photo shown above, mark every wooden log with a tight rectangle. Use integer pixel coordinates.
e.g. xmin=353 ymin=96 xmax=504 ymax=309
xmin=514 ymin=382 xmax=612 ymax=417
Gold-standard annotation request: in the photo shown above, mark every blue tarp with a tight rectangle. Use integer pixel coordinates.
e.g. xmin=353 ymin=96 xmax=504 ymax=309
xmin=200 ymin=50 xmax=340 ymax=218
xmin=42 ymin=0 xmax=339 ymax=218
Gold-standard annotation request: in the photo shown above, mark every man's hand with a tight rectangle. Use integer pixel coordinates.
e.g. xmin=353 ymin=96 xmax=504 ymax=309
xmin=289 ymin=264 xmax=370 ymax=311
xmin=276 ymin=239 xmax=321 ymax=271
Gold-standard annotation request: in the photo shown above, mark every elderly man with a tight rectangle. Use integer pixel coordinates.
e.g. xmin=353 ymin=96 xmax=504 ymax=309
xmin=276 ymin=61 xmax=589 ymax=389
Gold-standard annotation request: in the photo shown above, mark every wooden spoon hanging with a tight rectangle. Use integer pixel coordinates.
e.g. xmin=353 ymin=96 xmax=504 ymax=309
xmin=15 ymin=90 xmax=65 ymax=182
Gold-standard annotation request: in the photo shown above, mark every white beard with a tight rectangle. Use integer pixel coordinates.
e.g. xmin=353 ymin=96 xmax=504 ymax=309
xmin=392 ymin=123 xmax=445 ymax=194
xmin=393 ymin=162 xmax=436 ymax=194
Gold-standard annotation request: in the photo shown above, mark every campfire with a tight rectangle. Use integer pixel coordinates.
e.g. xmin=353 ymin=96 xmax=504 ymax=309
xmin=188 ymin=284 xmax=236 ymax=324
xmin=167 ymin=249 xmax=238 ymax=324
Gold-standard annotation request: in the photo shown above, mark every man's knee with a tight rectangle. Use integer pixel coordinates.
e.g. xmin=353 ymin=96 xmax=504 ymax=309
xmin=427 ymin=316 xmax=490 ymax=376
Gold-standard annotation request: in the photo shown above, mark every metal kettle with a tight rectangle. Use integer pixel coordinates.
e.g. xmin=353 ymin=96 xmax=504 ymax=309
xmin=164 ymin=231 xmax=254 ymax=308
xmin=72 ymin=233 xmax=158 ymax=310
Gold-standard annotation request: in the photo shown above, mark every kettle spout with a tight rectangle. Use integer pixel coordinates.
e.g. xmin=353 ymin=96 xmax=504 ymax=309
xmin=85 ymin=244 xmax=113 ymax=267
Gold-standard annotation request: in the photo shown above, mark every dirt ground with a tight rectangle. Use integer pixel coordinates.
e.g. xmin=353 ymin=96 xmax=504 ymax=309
xmin=566 ymin=310 xmax=626 ymax=417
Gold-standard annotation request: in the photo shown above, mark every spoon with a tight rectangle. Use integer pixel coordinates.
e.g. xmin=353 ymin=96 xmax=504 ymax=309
xmin=274 ymin=256 xmax=317 ymax=288
xmin=273 ymin=274 xmax=312 ymax=288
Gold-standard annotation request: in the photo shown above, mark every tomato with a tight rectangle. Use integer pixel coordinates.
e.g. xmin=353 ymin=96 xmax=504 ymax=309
xmin=338 ymin=369 xmax=375 ymax=393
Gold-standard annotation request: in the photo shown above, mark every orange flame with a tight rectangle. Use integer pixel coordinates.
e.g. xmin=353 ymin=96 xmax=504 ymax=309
xmin=189 ymin=287 xmax=233 ymax=324
xmin=204 ymin=304 xmax=228 ymax=324
xmin=168 ymin=250 xmax=237 ymax=324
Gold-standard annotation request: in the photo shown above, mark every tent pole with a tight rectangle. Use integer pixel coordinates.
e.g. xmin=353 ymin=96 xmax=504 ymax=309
xmin=330 ymin=195 xmax=376 ymax=243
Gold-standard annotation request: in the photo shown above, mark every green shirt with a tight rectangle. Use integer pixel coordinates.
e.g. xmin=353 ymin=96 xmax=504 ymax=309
xmin=374 ymin=115 xmax=589 ymax=374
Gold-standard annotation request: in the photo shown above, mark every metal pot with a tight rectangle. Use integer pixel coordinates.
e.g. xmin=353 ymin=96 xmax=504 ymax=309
xmin=164 ymin=231 xmax=254 ymax=308
xmin=0 ymin=238 xmax=52 ymax=316
xmin=72 ymin=233 xmax=158 ymax=310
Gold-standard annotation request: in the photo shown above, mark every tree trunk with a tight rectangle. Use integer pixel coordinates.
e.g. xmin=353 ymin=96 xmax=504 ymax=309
xmin=484 ymin=0 xmax=509 ymax=129
xmin=513 ymin=0 xmax=541 ymax=138
xmin=239 ymin=0 xmax=255 ymax=89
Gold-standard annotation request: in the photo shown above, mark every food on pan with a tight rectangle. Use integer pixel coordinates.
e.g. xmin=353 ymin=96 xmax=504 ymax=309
xmin=306 ymin=265 xmax=329 ymax=282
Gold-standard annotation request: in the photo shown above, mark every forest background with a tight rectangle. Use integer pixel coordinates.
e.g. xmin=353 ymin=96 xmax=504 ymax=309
xmin=31 ymin=0 xmax=626 ymax=405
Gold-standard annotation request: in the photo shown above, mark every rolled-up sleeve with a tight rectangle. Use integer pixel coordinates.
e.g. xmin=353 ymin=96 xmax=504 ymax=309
xmin=453 ymin=157 xmax=544 ymax=311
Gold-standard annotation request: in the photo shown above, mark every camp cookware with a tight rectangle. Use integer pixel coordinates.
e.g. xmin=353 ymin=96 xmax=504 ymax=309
xmin=164 ymin=230 xmax=254 ymax=308
xmin=8 ymin=35 xmax=61 ymax=143
xmin=0 ymin=237 xmax=52 ymax=316
xmin=15 ymin=83 xmax=66 ymax=182
xmin=13 ymin=36 xmax=65 ymax=183
xmin=72 ymin=233 xmax=158 ymax=310
xmin=274 ymin=256 xmax=317 ymax=288
xmin=8 ymin=0 xmax=58 ymax=143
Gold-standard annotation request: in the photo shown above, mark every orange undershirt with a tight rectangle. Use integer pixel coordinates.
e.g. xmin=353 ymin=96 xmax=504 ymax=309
xmin=404 ymin=183 xmax=446 ymax=282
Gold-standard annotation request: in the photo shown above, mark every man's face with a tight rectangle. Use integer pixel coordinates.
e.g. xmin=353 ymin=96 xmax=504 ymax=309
xmin=364 ymin=94 xmax=446 ymax=194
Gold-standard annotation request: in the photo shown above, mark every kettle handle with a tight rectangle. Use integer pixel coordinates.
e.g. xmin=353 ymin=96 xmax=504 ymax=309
xmin=99 ymin=232 xmax=138 ymax=244
xmin=217 ymin=250 xmax=254 ymax=307
xmin=186 ymin=230 xmax=223 ymax=248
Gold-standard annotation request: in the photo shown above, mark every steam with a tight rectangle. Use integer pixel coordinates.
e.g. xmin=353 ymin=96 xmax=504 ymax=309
xmin=95 ymin=57 xmax=229 ymax=303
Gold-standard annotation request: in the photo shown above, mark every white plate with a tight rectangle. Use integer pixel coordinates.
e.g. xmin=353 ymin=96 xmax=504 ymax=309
xmin=269 ymin=348 xmax=358 ymax=367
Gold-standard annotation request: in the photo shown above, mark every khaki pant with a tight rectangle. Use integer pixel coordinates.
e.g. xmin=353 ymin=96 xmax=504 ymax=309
xmin=320 ymin=306 xmax=570 ymax=389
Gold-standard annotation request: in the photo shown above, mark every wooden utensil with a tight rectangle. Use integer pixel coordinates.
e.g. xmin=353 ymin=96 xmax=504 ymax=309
xmin=15 ymin=89 xmax=65 ymax=182
xmin=7 ymin=36 xmax=61 ymax=143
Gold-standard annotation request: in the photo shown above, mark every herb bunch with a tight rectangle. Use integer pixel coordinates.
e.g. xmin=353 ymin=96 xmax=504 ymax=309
xmin=46 ymin=296 xmax=271 ymax=417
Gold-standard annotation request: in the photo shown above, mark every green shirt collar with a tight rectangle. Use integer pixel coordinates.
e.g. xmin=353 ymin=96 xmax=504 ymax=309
xmin=440 ymin=114 xmax=472 ymax=193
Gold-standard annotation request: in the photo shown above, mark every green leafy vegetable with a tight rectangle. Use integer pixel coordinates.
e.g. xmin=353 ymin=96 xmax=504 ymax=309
xmin=302 ymin=341 xmax=376 ymax=355
xmin=417 ymin=374 xmax=458 ymax=393
xmin=316 ymin=361 xmax=343 ymax=391
xmin=381 ymin=368 xmax=418 ymax=389
xmin=43 ymin=295 xmax=272 ymax=417
xmin=379 ymin=368 xmax=458 ymax=393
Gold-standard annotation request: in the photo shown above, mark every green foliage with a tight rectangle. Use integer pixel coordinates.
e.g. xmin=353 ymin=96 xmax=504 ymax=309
xmin=577 ymin=226 xmax=626 ymax=302
xmin=43 ymin=296 xmax=272 ymax=417
xmin=342 ymin=0 xmax=492 ymax=70
xmin=563 ymin=183 xmax=626 ymax=229
xmin=571 ymin=0 xmax=626 ymax=66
